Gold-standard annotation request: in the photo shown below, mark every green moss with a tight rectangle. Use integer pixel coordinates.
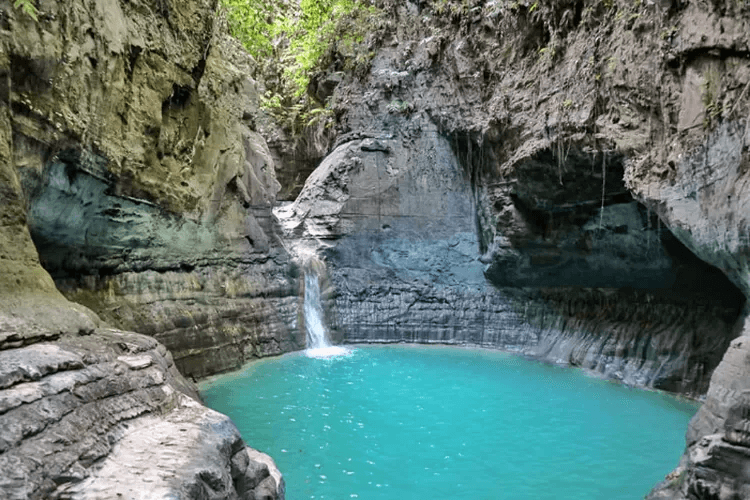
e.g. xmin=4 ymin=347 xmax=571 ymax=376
xmin=223 ymin=0 xmax=380 ymax=98
xmin=13 ymin=0 xmax=39 ymax=21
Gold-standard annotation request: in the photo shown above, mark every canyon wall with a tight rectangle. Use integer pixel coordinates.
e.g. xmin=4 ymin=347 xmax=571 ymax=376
xmin=281 ymin=0 xmax=748 ymax=400
xmin=0 ymin=324 xmax=285 ymax=500
xmin=275 ymin=0 xmax=750 ymax=497
xmin=2 ymin=0 xmax=304 ymax=378
xmin=1 ymin=0 xmax=291 ymax=497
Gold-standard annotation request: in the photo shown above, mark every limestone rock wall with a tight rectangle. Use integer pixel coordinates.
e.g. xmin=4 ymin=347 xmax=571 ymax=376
xmin=1 ymin=0 xmax=293 ymax=497
xmin=0 ymin=326 xmax=284 ymax=500
xmin=1 ymin=0 xmax=304 ymax=377
xmin=276 ymin=0 xmax=748 ymax=399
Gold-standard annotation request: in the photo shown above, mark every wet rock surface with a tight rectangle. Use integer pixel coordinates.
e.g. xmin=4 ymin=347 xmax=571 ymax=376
xmin=56 ymin=262 xmax=302 ymax=379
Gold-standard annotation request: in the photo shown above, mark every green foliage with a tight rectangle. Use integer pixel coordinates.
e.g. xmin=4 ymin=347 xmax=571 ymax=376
xmin=262 ymin=92 xmax=284 ymax=109
xmin=222 ymin=0 xmax=277 ymax=57
xmin=13 ymin=0 xmax=39 ymax=20
xmin=432 ymin=0 xmax=449 ymax=15
xmin=305 ymin=105 xmax=334 ymax=127
xmin=223 ymin=0 xmax=381 ymax=128
xmin=280 ymin=0 xmax=353 ymax=96
xmin=538 ymin=43 xmax=557 ymax=66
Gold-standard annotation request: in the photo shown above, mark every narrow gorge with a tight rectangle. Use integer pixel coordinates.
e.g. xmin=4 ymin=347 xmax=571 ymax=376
xmin=1 ymin=0 xmax=750 ymax=498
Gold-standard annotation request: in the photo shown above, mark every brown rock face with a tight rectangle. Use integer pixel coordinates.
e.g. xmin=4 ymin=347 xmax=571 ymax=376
xmin=1 ymin=0 xmax=304 ymax=376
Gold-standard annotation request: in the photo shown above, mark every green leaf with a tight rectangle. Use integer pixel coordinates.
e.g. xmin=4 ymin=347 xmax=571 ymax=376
xmin=14 ymin=0 xmax=39 ymax=20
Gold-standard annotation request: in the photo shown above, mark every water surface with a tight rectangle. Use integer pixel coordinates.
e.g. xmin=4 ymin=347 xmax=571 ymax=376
xmin=200 ymin=345 xmax=698 ymax=499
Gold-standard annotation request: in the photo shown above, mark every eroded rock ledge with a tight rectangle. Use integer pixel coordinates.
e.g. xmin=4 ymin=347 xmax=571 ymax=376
xmin=0 ymin=325 xmax=284 ymax=500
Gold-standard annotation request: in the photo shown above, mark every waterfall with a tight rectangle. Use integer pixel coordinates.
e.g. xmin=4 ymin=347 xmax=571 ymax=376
xmin=303 ymin=261 xmax=349 ymax=358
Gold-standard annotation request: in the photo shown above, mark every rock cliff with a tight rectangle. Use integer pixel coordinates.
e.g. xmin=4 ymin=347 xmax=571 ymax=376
xmin=273 ymin=0 xmax=750 ymax=496
xmin=2 ymin=0 xmax=304 ymax=378
xmin=279 ymin=0 xmax=747 ymax=395
xmin=1 ymin=0 xmax=289 ymax=497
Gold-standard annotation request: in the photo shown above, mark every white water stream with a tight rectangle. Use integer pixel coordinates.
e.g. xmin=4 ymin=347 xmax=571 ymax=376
xmin=303 ymin=267 xmax=349 ymax=358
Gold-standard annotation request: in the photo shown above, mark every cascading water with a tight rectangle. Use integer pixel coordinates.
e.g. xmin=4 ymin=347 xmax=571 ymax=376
xmin=302 ymin=258 xmax=349 ymax=358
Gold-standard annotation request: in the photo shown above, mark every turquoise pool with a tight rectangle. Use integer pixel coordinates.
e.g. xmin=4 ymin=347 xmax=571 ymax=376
xmin=200 ymin=345 xmax=698 ymax=499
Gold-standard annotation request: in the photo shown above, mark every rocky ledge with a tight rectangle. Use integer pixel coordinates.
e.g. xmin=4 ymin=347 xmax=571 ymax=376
xmin=0 ymin=325 xmax=284 ymax=500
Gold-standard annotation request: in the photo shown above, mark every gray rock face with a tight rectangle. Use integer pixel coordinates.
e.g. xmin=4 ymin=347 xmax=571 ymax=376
xmin=14 ymin=108 xmax=303 ymax=379
xmin=631 ymin=118 xmax=750 ymax=500
xmin=632 ymin=121 xmax=750 ymax=296
xmin=56 ymin=263 xmax=303 ymax=379
xmin=648 ymin=330 xmax=750 ymax=500
xmin=0 ymin=328 xmax=284 ymax=500
xmin=279 ymin=114 xmax=742 ymax=397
